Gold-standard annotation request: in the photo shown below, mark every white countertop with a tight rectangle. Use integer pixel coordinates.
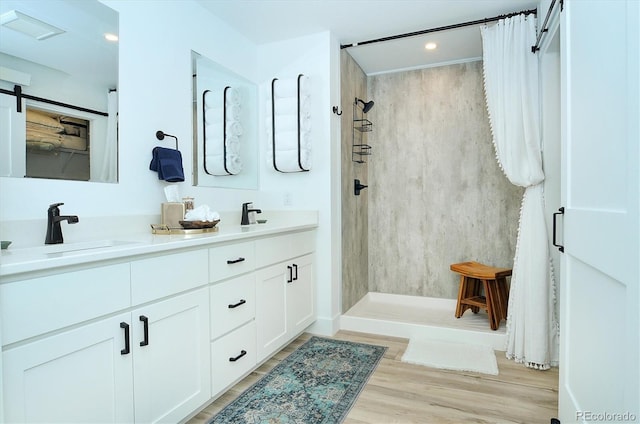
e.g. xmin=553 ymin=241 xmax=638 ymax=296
xmin=0 ymin=211 xmax=318 ymax=278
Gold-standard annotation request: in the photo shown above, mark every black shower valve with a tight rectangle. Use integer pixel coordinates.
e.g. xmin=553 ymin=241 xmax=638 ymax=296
xmin=354 ymin=179 xmax=368 ymax=195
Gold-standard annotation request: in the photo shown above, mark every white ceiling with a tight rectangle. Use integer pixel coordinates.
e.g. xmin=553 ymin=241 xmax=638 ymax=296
xmin=197 ymin=0 xmax=538 ymax=75
xmin=0 ymin=0 xmax=118 ymax=88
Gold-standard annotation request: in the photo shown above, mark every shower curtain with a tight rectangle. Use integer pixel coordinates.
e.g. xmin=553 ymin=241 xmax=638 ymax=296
xmin=98 ymin=90 xmax=118 ymax=183
xmin=481 ymin=14 xmax=559 ymax=369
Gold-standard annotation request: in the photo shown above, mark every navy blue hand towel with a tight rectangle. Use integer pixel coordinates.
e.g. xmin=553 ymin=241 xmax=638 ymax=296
xmin=150 ymin=147 xmax=185 ymax=182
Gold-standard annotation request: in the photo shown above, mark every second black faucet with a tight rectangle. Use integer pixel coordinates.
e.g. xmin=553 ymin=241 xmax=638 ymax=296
xmin=241 ymin=202 xmax=262 ymax=226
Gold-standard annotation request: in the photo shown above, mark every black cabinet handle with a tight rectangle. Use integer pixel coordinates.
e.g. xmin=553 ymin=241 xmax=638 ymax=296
xmin=227 ymin=257 xmax=246 ymax=264
xmin=553 ymin=207 xmax=565 ymax=252
xmin=139 ymin=315 xmax=149 ymax=347
xmin=228 ymin=299 xmax=246 ymax=309
xmin=292 ymin=263 xmax=298 ymax=281
xmin=120 ymin=322 xmax=130 ymax=355
xmin=229 ymin=350 xmax=247 ymax=362
xmin=287 ymin=265 xmax=293 ymax=283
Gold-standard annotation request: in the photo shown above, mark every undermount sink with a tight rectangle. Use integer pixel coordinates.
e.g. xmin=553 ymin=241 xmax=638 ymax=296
xmin=7 ymin=240 xmax=139 ymax=256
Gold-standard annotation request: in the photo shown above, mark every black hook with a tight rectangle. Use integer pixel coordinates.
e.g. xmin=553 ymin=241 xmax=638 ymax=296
xmin=156 ymin=130 xmax=178 ymax=150
xmin=332 ymin=106 xmax=342 ymax=116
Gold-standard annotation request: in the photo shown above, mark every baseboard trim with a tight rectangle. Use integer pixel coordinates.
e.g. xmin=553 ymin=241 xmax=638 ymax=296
xmin=307 ymin=315 xmax=340 ymax=337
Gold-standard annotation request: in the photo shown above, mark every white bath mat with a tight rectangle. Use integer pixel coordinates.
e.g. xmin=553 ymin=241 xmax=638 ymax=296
xmin=401 ymin=338 xmax=499 ymax=375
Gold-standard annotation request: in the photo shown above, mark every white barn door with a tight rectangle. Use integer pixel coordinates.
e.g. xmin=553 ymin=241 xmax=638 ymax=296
xmin=559 ymin=0 xmax=639 ymax=422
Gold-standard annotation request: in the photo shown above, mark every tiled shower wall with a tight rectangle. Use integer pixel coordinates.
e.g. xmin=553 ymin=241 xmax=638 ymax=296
xmin=366 ymin=61 xmax=523 ymax=299
xmin=341 ymin=51 xmax=369 ymax=312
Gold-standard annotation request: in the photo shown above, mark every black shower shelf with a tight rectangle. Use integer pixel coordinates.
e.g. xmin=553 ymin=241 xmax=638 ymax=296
xmin=353 ymin=119 xmax=372 ymax=132
xmin=353 ymin=144 xmax=372 ymax=155
xmin=352 ymin=102 xmax=372 ymax=163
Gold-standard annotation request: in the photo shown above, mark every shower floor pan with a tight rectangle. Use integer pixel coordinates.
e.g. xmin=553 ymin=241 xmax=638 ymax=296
xmin=340 ymin=292 xmax=507 ymax=350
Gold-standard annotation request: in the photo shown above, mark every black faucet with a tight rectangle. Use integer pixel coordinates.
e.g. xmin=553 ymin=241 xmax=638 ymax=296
xmin=241 ymin=202 xmax=262 ymax=226
xmin=45 ymin=203 xmax=79 ymax=244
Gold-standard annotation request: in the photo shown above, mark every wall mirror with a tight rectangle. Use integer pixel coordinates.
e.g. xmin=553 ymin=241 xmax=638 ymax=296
xmin=192 ymin=51 xmax=259 ymax=189
xmin=0 ymin=0 xmax=118 ymax=183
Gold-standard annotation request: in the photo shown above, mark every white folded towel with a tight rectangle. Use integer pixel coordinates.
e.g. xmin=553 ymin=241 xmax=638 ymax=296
xmin=226 ymin=153 xmax=243 ymax=174
xmin=185 ymin=204 xmax=220 ymax=222
xmin=205 ymin=153 xmax=242 ymax=175
xmin=299 ymin=146 xmax=311 ymax=170
xmin=226 ymin=135 xmax=240 ymax=154
xmin=226 ymin=121 xmax=243 ymax=136
xmin=205 ymin=134 xmax=224 ymax=156
xmin=203 ymin=90 xmax=219 ymax=109
xmin=274 ymin=115 xmax=297 ymax=132
xmin=205 ymin=107 xmax=223 ymax=124
xmin=300 ymin=115 xmax=311 ymax=132
xmin=206 ymin=123 xmax=224 ymax=138
xmin=271 ymin=95 xmax=310 ymax=114
xmin=273 ymin=97 xmax=297 ymax=115
xmin=204 ymin=153 xmax=225 ymax=175
xmin=274 ymin=130 xmax=298 ymax=150
xmin=225 ymin=104 xmax=241 ymax=121
xmin=225 ymin=87 xmax=241 ymax=105
xmin=273 ymin=149 xmax=307 ymax=172
xmin=267 ymin=75 xmax=311 ymax=172
xmin=273 ymin=78 xmax=297 ymax=98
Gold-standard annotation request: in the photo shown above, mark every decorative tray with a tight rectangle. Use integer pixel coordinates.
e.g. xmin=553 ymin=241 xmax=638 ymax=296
xmin=179 ymin=220 xmax=220 ymax=229
xmin=150 ymin=220 xmax=220 ymax=235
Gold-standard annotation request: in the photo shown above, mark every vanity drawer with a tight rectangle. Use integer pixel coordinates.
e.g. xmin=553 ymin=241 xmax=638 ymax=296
xmin=209 ymin=241 xmax=255 ymax=283
xmin=211 ymin=320 xmax=256 ymax=396
xmin=255 ymin=231 xmax=315 ymax=268
xmin=210 ymin=273 xmax=255 ymax=339
xmin=0 ymin=263 xmax=131 ymax=345
xmin=131 ymin=249 xmax=208 ymax=305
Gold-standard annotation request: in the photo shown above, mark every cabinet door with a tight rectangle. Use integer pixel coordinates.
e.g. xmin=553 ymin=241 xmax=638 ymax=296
xmin=287 ymin=254 xmax=315 ymax=336
xmin=2 ymin=313 xmax=134 ymax=423
xmin=132 ymin=288 xmax=210 ymax=424
xmin=255 ymin=263 xmax=288 ymax=362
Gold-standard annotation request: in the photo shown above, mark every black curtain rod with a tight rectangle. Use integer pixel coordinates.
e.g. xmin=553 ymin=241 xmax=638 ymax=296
xmin=531 ymin=0 xmax=562 ymax=53
xmin=0 ymin=85 xmax=108 ymax=116
xmin=340 ymin=8 xmax=537 ymax=49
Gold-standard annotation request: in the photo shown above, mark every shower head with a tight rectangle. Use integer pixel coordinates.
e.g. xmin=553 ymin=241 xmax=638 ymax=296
xmin=355 ymin=97 xmax=374 ymax=113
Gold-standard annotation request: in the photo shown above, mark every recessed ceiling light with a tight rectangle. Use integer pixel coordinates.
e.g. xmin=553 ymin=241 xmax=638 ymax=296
xmin=104 ymin=33 xmax=118 ymax=42
xmin=0 ymin=10 xmax=64 ymax=40
xmin=425 ymin=42 xmax=437 ymax=50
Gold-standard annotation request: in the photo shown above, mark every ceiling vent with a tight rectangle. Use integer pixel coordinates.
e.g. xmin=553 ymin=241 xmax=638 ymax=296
xmin=0 ymin=10 xmax=65 ymax=40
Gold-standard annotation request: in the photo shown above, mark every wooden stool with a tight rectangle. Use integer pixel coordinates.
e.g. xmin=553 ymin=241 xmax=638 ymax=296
xmin=450 ymin=261 xmax=512 ymax=330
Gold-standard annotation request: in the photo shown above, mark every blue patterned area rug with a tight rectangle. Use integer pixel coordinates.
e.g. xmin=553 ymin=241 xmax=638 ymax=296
xmin=209 ymin=336 xmax=387 ymax=424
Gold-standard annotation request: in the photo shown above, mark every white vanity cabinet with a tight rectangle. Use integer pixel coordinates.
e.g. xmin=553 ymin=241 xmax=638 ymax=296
xmin=0 ymin=219 xmax=318 ymax=423
xmin=208 ymin=231 xmax=316 ymax=396
xmin=2 ymin=313 xmax=135 ymax=423
xmin=130 ymin=288 xmax=210 ymax=424
xmin=129 ymin=250 xmax=211 ymax=424
xmin=255 ymin=232 xmax=315 ymax=362
xmin=1 ymin=250 xmax=211 ymax=424
xmin=209 ymin=242 xmax=257 ymax=397
xmin=1 ymin=264 xmax=134 ymax=423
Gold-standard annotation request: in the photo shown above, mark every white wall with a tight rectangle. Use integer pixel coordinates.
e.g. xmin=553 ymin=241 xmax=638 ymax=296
xmin=256 ymin=32 xmax=341 ymax=334
xmin=0 ymin=0 xmax=340 ymax=334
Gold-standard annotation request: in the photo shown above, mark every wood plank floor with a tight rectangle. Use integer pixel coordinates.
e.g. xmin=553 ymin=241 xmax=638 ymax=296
xmin=187 ymin=331 xmax=559 ymax=424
